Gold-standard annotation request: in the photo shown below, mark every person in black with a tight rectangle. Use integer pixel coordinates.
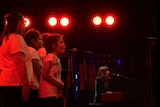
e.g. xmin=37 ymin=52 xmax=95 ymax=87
xmin=93 ymin=66 xmax=111 ymax=103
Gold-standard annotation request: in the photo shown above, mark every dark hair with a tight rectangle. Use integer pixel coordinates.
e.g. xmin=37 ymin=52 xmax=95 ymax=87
xmin=0 ymin=11 xmax=24 ymax=46
xmin=42 ymin=32 xmax=52 ymax=41
xmin=24 ymin=28 xmax=41 ymax=46
xmin=44 ymin=33 xmax=63 ymax=53
xmin=41 ymin=32 xmax=52 ymax=47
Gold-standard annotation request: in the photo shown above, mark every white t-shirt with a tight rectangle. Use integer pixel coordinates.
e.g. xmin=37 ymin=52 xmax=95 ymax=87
xmin=0 ymin=33 xmax=33 ymax=86
xmin=28 ymin=46 xmax=42 ymax=90
xmin=39 ymin=53 xmax=62 ymax=98
xmin=37 ymin=47 xmax=47 ymax=60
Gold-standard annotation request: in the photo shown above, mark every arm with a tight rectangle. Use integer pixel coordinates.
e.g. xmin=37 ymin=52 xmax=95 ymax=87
xmin=96 ymin=79 xmax=102 ymax=95
xmin=42 ymin=61 xmax=64 ymax=89
xmin=32 ymin=59 xmax=41 ymax=81
xmin=13 ymin=52 xmax=30 ymax=102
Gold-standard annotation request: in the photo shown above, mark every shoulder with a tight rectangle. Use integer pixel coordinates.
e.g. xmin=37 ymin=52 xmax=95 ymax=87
xmin=9 ymin=33 xmax=25 ymax=44
xmin=43 ymin=53 xmax=56 ymax=62
xmin=28 ymin=46 xmax=37 ymax=53
xmin=46 ymin=53 xmax=58 ymax=59
xmin=28 ymin=46 xmax=39 ymax=55
xmin=10 ymin=33 xmax=23 ymax=40
xmin=96 ymin=77 xmax=103 ymax=82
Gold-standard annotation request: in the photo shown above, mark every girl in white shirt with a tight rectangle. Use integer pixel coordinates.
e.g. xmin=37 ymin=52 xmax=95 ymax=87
xmin=39 ymin=33 xmax=66 ymax=107
xmin=24 ymin=28 xmax=43 ymax=107
xmin=0 ymin=11 xmax=32 ymax=107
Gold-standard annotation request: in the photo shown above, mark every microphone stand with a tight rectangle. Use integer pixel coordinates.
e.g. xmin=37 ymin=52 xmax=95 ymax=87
xmin=110 ymin=73 xmax=141 ymax=83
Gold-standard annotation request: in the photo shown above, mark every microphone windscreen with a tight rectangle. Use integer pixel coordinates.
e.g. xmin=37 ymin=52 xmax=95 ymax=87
xmin=71 ymin=48 xmax=78 ymax=52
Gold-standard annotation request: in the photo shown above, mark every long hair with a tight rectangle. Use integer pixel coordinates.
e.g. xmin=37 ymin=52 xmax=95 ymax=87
xmin=97 ymin=66 xmax=109 ymax=79
xmin=0 ymin=11 xmax=23 ymax=46
xmin=96 ymin=66 xmax=110 ymax=91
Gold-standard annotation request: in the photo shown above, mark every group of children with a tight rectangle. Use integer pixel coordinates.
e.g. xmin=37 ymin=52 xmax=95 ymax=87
xmin=0 ymin=11 xmax=66 ymax=107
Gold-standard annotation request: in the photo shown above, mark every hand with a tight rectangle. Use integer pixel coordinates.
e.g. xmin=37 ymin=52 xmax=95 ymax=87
xmin=106 ymin=91 xmax=113 ymax=93
xmin=22 ymin=85 xmax=30 ymax=102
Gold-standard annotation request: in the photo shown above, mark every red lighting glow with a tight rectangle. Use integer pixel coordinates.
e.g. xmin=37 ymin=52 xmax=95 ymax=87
xmin=60 ymin=17 xmax=70 ymax=27
xmin=105 ymin=14 xmax=116 ymax=27
xmin=92 ymin=15 xmax=102 ymax=26
xmin=24 ymin=17 xmax=31 ymax=28
xmin=48 ymin=16 xmax=57 ymax=27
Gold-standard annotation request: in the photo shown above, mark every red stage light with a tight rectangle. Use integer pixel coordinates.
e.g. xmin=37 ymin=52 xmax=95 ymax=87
xmin=60 ymin=17 xmax=70 ymax=27
xmin=24 ymin=17 xmax=31 ymax=28
xmin=92 ymin=15 xmax=102 ymax=26
xmin=48 ymin=16 xmax=57 ymax=27
xmin=105 ymin=14 xmax=116 ymax=27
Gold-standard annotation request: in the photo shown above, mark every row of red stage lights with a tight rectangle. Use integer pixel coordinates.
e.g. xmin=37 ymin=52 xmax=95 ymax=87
xmin=24 ymin=14 xmax=116 ymax=28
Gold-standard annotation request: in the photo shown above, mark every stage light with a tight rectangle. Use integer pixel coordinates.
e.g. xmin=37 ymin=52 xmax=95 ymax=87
xmin=48 ymin=16 xmax=57 ymax=27
xmin=24 ymin=17 xmax=31 ymax=28
xmin=92 ymin=15 xmax=102 ymax=26
xmin=60 ymin=16 xmax=70 ymax=27
xmin=105 ymin=14 xmax=116 ymax=27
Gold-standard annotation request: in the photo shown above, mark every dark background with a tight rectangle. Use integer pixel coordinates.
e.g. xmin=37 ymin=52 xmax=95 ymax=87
xmin=0 ymin=0 xmax=157 ymax=53
xmin=0 ymin=0 xmax=158 ymax=107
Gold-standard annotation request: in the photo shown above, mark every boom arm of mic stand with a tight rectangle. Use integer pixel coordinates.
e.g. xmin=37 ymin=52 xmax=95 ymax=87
xmin=111 ymin=74 xmax=141 ymax=83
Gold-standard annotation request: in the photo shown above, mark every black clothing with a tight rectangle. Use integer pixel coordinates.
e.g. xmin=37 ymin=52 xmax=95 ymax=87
xmin=93 ymin=77 xmax=109 ymax=103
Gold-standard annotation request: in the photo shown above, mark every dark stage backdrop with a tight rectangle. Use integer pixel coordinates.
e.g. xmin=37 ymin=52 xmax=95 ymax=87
xmin=0 ymin=0 xmax=157 ymax=107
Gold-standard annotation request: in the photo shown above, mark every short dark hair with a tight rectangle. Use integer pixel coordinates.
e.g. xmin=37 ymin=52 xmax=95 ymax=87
xmin=44 ymin=33 xmax=64 ymax=53
xmin=24 ymin=28 xmax=41 ymax=46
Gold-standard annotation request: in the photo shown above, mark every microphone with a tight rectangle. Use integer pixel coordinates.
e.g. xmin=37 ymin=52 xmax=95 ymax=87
xmin=66 ymin=48 xmax=78 ymax=53
xmin=110 ymin=73 xmax=128 ymax=79
xmin=110 ymin=73 xmax=141 ymax=83
xmin=66 ymin=48 xmax=95 ymax=54
xmin=110 ymin=73 xmax=120 ymax=77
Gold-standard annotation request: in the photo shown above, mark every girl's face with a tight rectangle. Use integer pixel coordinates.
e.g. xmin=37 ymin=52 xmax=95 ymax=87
xmin=33 ymin=35 xmax=43 ymax=50
xmin=104 ymin=70 xmax=110 ymax=79
xmin=55 ymin=37 xmax=66 ymax=55
xmin=18 ymin=17 xmax=25 ymax=35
